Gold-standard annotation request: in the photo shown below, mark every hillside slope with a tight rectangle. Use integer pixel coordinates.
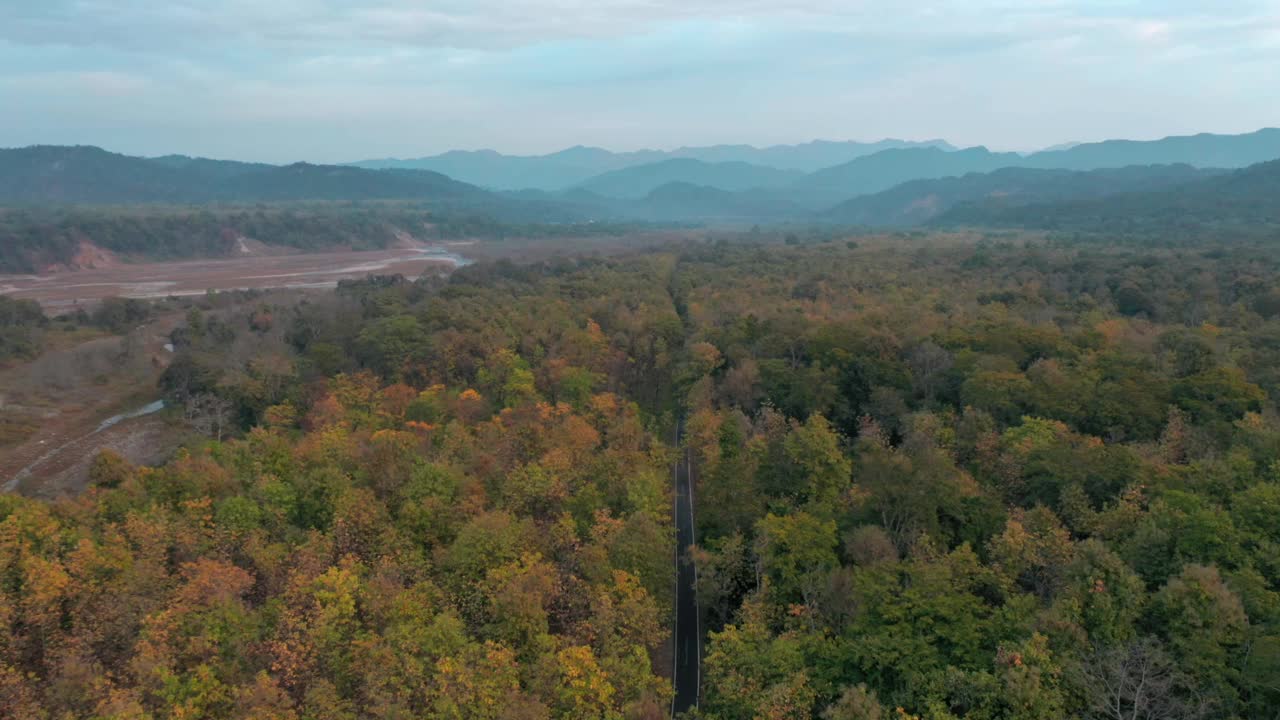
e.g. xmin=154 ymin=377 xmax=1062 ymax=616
xmin=788 ymin=146 xmax=1024 ymax=208
xmin=0 ymin=146 xmax=488 ymax=205
xmin=826 ymin=164 xmax=1221 ymax=226
xmin=1028 ymin=127 xmax=1280 ymax=170
xmin=350 ymin=138 xmax=954 ymax=189
xmin=632 ymin=181 xmax=807 ymax=221
xmin=787 ymin=128 xmax=1280 ymax=209
xmin=576 ymin=159 xmax=801 ymax=199
xmin=936 ymin=158 xmax=1280 ymax=237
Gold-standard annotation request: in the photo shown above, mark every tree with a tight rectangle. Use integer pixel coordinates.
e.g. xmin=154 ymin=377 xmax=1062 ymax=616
xmin=547 ymin=646 xmax=619 ymax=719
xmin=756 ymin=511 xmax=839 ymax=610
xmin=355 ymin=315 xmax=428 ymax=378
xmin=852 ymin=438 xmax=967 ymax=550
xmin=822 ymin=684 xmax=886 ymax=720
xmin=184 ymin=392 xmax=235 ymax=440
xmin=1149 ymin=565 xmax=1247 ymax=712
xmin=1073 ymin=637 xmax=1211 ymax=720
xmin=962 ymin=370 xmax=1032 ymax=425
xmin=1173 ymin=368 xmax=1265 ymax=430
xmin=784 ymin=414 xmax=852 ymax=510
xmin=702 ymin=600 xmax=816 ymax=720
xmin=908 ymin=341 xmax=953 ymax=404
xmin=478 ymin=349 xmax=539 ymax=408
xmin=989 ymin=506 xmax=1076 ymax=600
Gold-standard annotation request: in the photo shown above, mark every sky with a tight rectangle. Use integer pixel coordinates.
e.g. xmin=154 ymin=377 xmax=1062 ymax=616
xmin=1 ymin=1 xmax=1277 ymax=163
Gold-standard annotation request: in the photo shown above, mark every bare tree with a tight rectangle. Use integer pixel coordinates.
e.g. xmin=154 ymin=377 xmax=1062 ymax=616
xmin=184 ymin=392 xmax=235 ymax=441
xmin=908 ymin=340 xmax=953 ymax=403
xmin=1075 ymin=638 xmax=1212 ymax=720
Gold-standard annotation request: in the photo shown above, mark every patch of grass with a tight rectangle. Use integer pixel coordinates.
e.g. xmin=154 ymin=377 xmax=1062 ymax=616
xmin=0 ymin=415 xmax=40 ymax=447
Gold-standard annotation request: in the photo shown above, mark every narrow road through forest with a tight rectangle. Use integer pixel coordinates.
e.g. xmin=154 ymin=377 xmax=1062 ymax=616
xmin=672 ymin=420 xmax=700 ymax=716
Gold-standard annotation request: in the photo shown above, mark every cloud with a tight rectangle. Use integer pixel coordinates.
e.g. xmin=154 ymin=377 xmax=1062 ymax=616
xmin=3 ymin=69 xmax=148 ymax=97
xmin=3 ymin=1 xmax=1266 ymax=52
xmin=0 ymin=0 xmax=1276 ymax=161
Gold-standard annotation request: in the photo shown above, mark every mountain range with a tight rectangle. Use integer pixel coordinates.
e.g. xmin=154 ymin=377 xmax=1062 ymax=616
xmin=775 ymin=128 xmax=1280 ymax=208
xmin=349 ymin=129 xmax=1280 ymax=200
xmin=349 ymin=139 xmax=956 ymax=190
xmin=576 ymin=159 xmax=802 ymax=199
xmin=0 ymin=146 xmax=483 ymax=205
xmin=2 ymin=128 xmax=1279 ymax=229
xmin=935 ymin=158 xmax=1280 ymax=235
xmin=825 ymin=164 xmax=1225 ymax=226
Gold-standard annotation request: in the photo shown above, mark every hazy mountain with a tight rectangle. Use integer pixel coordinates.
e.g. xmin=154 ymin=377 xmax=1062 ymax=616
xmin=632 ymin=182 xmax=807 ymax=222
xmin=576 ymin=159 xmax=802 ymax=199
xmin=785 ymin=128 xmax=1280 ymax=209
xmin=787 ymin=146 xmax=1024 ymax=208
xmin=825 ymin=164 xmax=1222 ymax=226
xmin=656 ymin=139 xmax=955 ymax=171
xmin=9 ymin=130 xmax=1279 ymax=228
xmin=1037 ymin=142 xmax=1082 ymax=153
xmin=355 ymin=147 xmax=638 ymax=193
xmin=0 ymin=146 xmax=211 ymax=204
xmin=936 ymin=158 xmax=1280 ymax=233
xmin=222 ymin=164 xmax=484 ymax=202
xmin=350 ymin=139 xmax=955 ymax=190
xmin=148 ymin=154 xmax=275 ymax=181
xmin=0 ymin=145 xmax=487 ymax=205
xmin=493 ymin=179 xmax=808 ymax=223
xmin=1026 ymin=128 xmax=1280 ymax=171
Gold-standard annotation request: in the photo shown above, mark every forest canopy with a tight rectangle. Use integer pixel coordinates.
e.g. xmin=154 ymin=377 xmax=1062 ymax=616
xmin=3 ymin=234 xmax=1280 ymax=718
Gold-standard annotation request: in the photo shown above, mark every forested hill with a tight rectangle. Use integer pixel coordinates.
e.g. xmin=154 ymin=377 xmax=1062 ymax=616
xmin=350 ymin=129 xmax=1280 ymax=193
xmin=1027 ymin=127 xmax=1280 ymax=170
xmin=0 ymin=204 xmax=628 ymax=274
xmin=784 ymin=128 xmax=1280 ymax=210
xmin=787 ymin=146 xmax=1025 ymax=208
xmin=635 ymin=182 xmax=807 ymax=221
xmin=5 ymin=134 xmax=1280 ymax=232
xmin=349 ymin=138 xmax=955 ymax=189
xmin=937 ymin=158 xmax=1280 ymax=237
xmin=825 ymin=164 xmax=1222 ymax=226
xmin=0 ymin=146 xmax=496 ymax=205
xmin=574 ymin=159 xmax=801 ymax=199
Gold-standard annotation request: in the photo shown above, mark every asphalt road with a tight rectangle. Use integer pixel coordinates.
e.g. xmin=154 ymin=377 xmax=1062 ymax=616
xmin=672 ymin=422 xmax=700 ymax=716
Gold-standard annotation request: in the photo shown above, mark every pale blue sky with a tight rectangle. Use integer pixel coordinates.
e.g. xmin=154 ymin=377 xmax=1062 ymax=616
xmin=1 ymin=1 xmax=1276 ymax=163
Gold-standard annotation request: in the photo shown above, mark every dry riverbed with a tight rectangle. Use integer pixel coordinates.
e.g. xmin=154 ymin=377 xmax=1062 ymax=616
xmin=0 ymin=246 xmax=467 ymax=309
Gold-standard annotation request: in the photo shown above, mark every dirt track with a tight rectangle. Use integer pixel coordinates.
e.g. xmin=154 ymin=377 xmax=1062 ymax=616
xmin=4 ymin=414 xmax=182 ymax=499
xmin=0 ymin=308 xmax=187 ymax=497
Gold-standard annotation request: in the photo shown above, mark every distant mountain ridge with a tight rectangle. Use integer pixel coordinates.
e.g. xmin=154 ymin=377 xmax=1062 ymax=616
xmin=350 ymin=129 xmax=1280 ymax=199
xmin=635 ymin=182 xmax=806 ymax=222
xmin=1024 ymin=129 xmax=1280 ymax=171
xmin=781 ymin=128 xmax=1280 ymax=208
xmin=576 ymin=159 xmax=802 ymax=199
xmin=0 ymin=146 xmax=485 ymax=204
xmin=935 ymin=158 xmax=1280 ymax=235
xmin=789 ymin=146 xmax=1024 ymax=208
xmin=350 ymin=138 xmax=955 ymax=190
xmin=4 ymin=128 xmax=1280 ymax=228
xmin=825 ymin=164 xmax=1224 ymax=226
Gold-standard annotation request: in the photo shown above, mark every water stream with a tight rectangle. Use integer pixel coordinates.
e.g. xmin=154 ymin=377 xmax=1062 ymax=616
xmin=95 ymin=399 xmax=166 ymax=433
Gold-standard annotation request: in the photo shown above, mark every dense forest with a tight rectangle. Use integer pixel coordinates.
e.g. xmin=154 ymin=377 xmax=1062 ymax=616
xmin=4 ymin=235 xmax=1280 ymax=718
xmin=936 ymin=159 xmax=1280 ymax=240
xmin=826 ymin=165 xmax=1222 ymax=227
xmin=0 ymin=146 xmax=484 ymax=205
